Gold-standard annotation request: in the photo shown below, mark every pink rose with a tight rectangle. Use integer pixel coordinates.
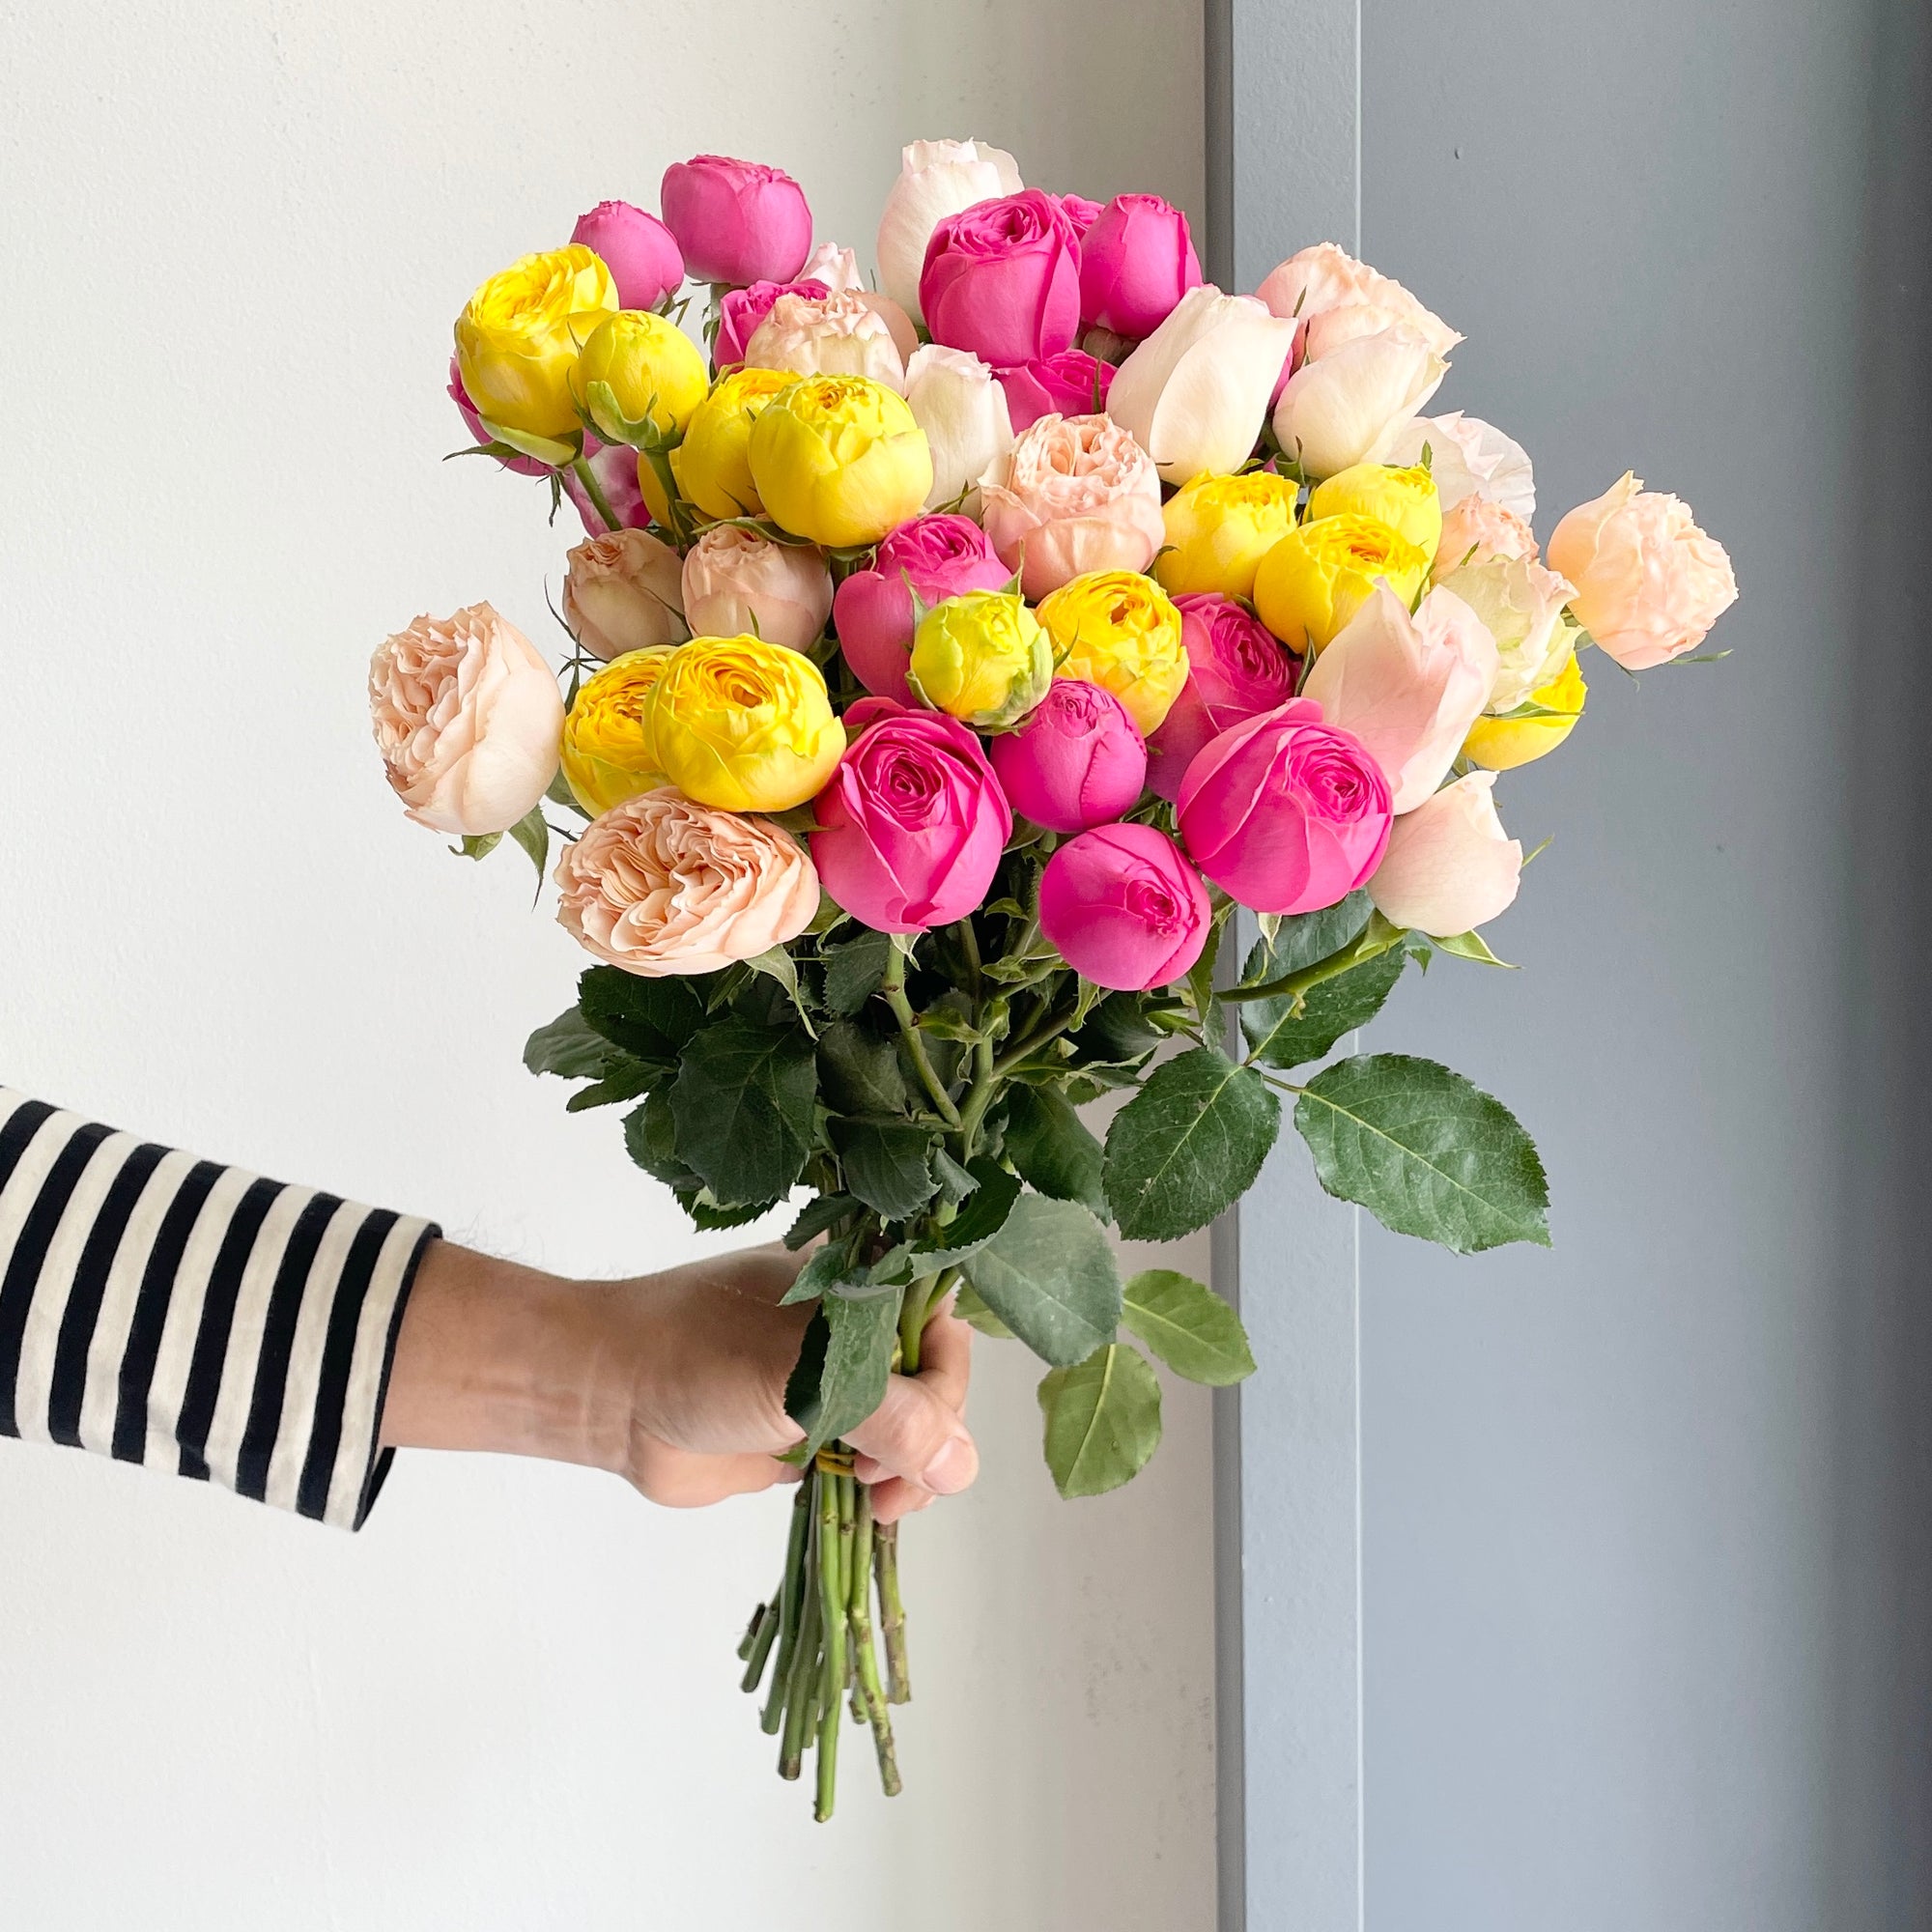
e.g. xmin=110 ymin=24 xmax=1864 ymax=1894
xmin=560 ymin=435 xmax=652 ymax=534
xmin=810 ymin=699 xmax=1013 ymax=932
xmin=744 ymin=289 xmax=906 ymax=391
xmin=564 ymin=528 xmax=687 ymax=661
xmin=989 ymin=679 xmax=1147 ymax=832
xmin=555 ymin=789 xmax=819 ymax=977
xmin=800 ymin=242 xmax=866 ymax=292
xmin=1078 ymin=192 xmax=1204 ymax=338
xmin=448 ymin=355 xmax=545 ymax=476
xmin=1055 ymin=193 xmax=1105 ymax=242
xmin=660 ymin=155 xmax=812 ymax=288
xmin=1039 ymin=822 xmax=1209 ymax=992
xmin=995 ymin=350 xmax=1114 ymax=432
xmin=715 ymin=278 xmax=830 ymax=367
xmin=877 ymin=139 xmax=1024 ymax=321
xmin=1254 ymin=242 xmax=1462 ymax=368
xmin=1147 ymin=593 xmax=1301 ymax=801
xmin=1299 ymin=585 xmax=1498 ymax=813
xmin=369 ymin=603 xmax=563 ymax=837
xmin=979 ymin=412 xmax=1166 ymax=598
xmin=1547 ymin=472 xmax=1738 ymax=669
xmin=1177 ymin=698 xmax=1392 ymax=915
xmin=681 ymin=526 xmax=833 ymax=653
xmin=920 ymin=189 xmax=1083 ymax=368
xmin=832 ymin=514 xmax=1012 ymax=704
xmin=1368 ymin=772 xmax=1521 ymax=938
xmin=1433 ymin=496 xmax=1539 ymax=581
xmin=570 ymin=200 xmax=685 ymax=310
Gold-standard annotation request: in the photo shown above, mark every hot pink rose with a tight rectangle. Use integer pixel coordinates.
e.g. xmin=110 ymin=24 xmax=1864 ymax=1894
xmin=920 ymin=189 xmax=1083 ymax=368
xmin=715 ymin=278 xmax=830 ymax=367
xmin=995 ymin=350 xmax=1114 ymax=431
xmin=570 ymin=200 xmax=686 ymax=310
xmin=1147 ymin=594 xmax=1301 ymax=800
xmin=1039 ymin=822 xmax=1209 ymax=992
xmin=560 ymin=435 xmax=652 ymax=534
xmin=989 ymin=679 xmax=1147 ymax=832
xmin=1055 ymin=193 xmax=1105 ymax=242
xmin=1078 ymin=193 xmax=1204 ymax=338
xmin=811 ymin=699 xmax=1013 ymax=932
xmin=660 ymin=155 xmax=812 ymax=288
xmin=832 ymin=514 xmax=1012 ymax=704
xmin=1177 ymin=698 xmax=1392 ymax=915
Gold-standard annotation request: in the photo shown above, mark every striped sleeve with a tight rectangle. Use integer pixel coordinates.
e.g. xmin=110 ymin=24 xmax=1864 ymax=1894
xmin=0 ymin=1087 xmax=439 ymax=1529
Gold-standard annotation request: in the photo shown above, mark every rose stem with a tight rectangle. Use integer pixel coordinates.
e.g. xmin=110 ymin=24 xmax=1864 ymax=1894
xmin=735 ymin=1601 xmax=767 ymax=1662
xmin=759 ymin=1478 xmax=813 ymax=1732
xmin=567 ymin=455 xmax=621 ymax=533
xmin=881 ymin=944 xmax=963 ymax=1126
xmin=740 ymin=1600 xmax=781 ymax=1694
xmin=875 ymin=1519 xmax=911 ymax=1705
xmin=814 ymin=1464 xmax=849 ymax=1821
xmin=779 ymin=1474 xmax=822 ymax=1780
xmin=848 ymin=1483 xmax=902 ymax=1795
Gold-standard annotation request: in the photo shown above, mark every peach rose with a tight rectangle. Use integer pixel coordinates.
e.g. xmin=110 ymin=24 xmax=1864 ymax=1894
xmin=1548 ymin=472 xmax=1739 ymax=669
xmin=563 ymin=528 xmax=687 ymax=662
xmin=369 ymin=603 xmax=563 ymax=836
xmin=1368 ymin=772 xmax=1521 ymax=937
xmin=744 ymin=289 xmax=907 ymax=393
xmin=1381 ymin=412 xmax=1534 ymax=521
xmin=1433 ymin=496 xmax=1539 ymax=581
xmin=1255 ymin=242 xmax=1462 ymax=364
xmin=978 ymin=412 xmax=1166 ymax=598
xmin=680 ymin=526 xmax=833 ymax=653
xmin=554 ymin=789 xmax=820 ymax=976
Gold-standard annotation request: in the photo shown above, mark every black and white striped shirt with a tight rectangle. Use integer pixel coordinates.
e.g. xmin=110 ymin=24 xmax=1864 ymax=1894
xmin=0 ymin=1086 xmax=438 ymax=1529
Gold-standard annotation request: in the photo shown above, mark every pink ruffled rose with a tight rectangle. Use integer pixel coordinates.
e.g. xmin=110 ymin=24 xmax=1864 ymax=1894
xmin=979 ymin=412 xmax=1166 ymax=598
xmin=680 ymin=526 xmax=833 ymax=653
xmin=1368 ymin=773 xmax=1521 ymax=938
xmin=744 ymin=288 xmax=907 ymax=391
xmin=564 ymin=527 xmax=687 ymax=661
xmin=660 ymin=156 xmax=811 ymax=288
xmin=1147 ymin=593 xmax=1300 ymax=801
xmin=989 ymin=679 xmax=1147 ymax=832
xmin=832 ymin=514 xmax=1012 ymax=704
xmin=570 ymin=200 xmax=685 ymax=310
xmin=1055 ymin=193 xmax=1105 ymax=242
xmin=1078 ymin=192 xmax=1204 ymax=338
xmin=715 ymin=278 xmax=830 ymax=367
xmin=1040 ymin=822 xmax=1210 ymax=992
xmin=1433 ymin=496 xmax=1539 ymax=581
xmin=1547 ymin=471 xmax=1738 ymax=669
xmin=555 ymin=789 xmax=820 ymax=976
xmin=920 ymin=189 xmax=1083 ymax=369
xmin=995 ymin=350 xmax=1114 ymax=431
xmin=369 ymin=603 xmax=563 ymax=837
xmin=1177 ymin=698 xmax=1392 ymax=915
xmin=810 ymin=698 xmax=1013 ymax=932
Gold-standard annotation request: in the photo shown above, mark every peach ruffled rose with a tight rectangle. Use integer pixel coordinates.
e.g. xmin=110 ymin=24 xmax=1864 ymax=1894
xmin=369 ymin=603 xmax=563 ymax=836
xmin=978 ymin=412 xmax=1165 ymax=598
xmin=1434 ymin=496 xmax=1539 ymax=581
xmin=563 ymin=528 xmax=687 ymax=662
xmin=554 ymin=789 xmax=820 ymax=977
xmin=744 ymin=290 xmax=907 ymax=393
xmin=680 ymin=526 xmax=833 ymax=653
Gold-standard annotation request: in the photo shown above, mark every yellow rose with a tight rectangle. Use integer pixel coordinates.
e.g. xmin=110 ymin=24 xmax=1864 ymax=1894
xmin=1152 ymin=469 xmax=1301 ymax=599
xmin=908 ymin=590 xmax=1053 ymax=728
xmin=1253 ymin=515 xmax=1430 ymax=654
xmin=666 ymin=366 xmax=798 ymax=523
xmin=575 ymin=310 xmax=709 ymax=447
xmin=1463 ymin=649 xmax=1587 ymax=771
xmin=454 ymin=244 xmax=617 ymax=442
xmin=651 ymin=635 xmax=846 ymax=812
xmin=747 ymin=374 xmax=933 ymax=549
xmin=1037 ymin=570 xmax=1188 ymax=735
xmin=1305 ymin=462 xmax=1442 ymax=563
xmin=560 ymin=647 xmax=678 ymax=815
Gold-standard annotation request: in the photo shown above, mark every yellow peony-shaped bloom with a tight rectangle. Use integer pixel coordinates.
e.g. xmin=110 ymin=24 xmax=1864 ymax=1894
xmin=909 ymin=590 xmax=1053 ymax=728
xmin=650 ymin=635 xmax=846 ymax=811
xmin=666 ymin=366 xmax=798 ymax=523
xmin=1253 ymin=515 xmax=1430 ymax=654
xmin=1305 ymin=462 xmax=1442 ymax=564
xmin=560 ymin=646 xmax=679 ymax=815
xmin=455 ymin=244 xmax=618 ymax=442
xmin=1153 ymin=469 xmax=1302 ymax=599
xmin=1463 ymin=649 xmax=1587 ymax=771
xmin=1037 ymin=570 xmax=1188 ymax=736
xmin=747 ymin=374 xmax=934 ymax=549
xmin=575 ymin=310 xmax=709 ymax=447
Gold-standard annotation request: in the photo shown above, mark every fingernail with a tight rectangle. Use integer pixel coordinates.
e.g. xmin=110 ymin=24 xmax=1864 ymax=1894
xmin=922 ymin=1434 xmax=977 ymax=1495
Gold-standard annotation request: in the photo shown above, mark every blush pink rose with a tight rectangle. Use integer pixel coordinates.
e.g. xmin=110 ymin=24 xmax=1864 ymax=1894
xmin=989 ymin=679 xmax=1147 ymax=832
xmin=564 ymin=527 xmax=687 ymax=661
xmin=979 ymin=412 xmax=1166 ymax=598
xmin=1433 ymin=496 xmax=1539 ymax=581
xmin=554 ymin=789 xmax=820 ymax=976
xmin=715 ymin=278 xmax=831 ymax=367
xmin=1177 ymin=697 xmax=1392 ymax=915
xmin=1078 ymin=192 xmax=1204 ymax=338
xmin=1547 ymin=471 xmax=1739 ymax=669
xmin=810 ymin=698 xmax=1013 ymax=932
xmin=680 ymin=526 xmax=833 ymax=652
xmin=1367 ymin=772 xmax=1521 ymax=938
xmin=1254 ymin=242 xmax=1462 ymax=368
xmin=561 ymin=435 xmax=653 ymax=534
xmin=660 ymin=155 xmax=812 ymax=288
xmin=1039 ymin=822 xmax=1209 ymax=991
xmin=744 ymin=288 xmax=908 ymax=391
xmin=832 ymin=514 xmax=1012 ymax=704
xmin=570 ymin=200 xmax=685 ymax=310
xmin=920 ymin=188 xmax=1083 ymax=368
xmin=995 ymin=350 xmax=1114 ymax=431
xmin=1146 ymin=593 xmax=1301 ymax=801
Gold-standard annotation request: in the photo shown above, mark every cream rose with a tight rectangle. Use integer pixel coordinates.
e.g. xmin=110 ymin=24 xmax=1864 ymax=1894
xmin=1272 ymin=325 xmax=1449 ymax=480
xmin=1436 ymin=555 xmax=1577 ymax=711
xmin=1381 ymin=412 xmax=1535 ymax=521
xmin=1254 ymin=242 xmax=1462 ymax=363
xmin=744 ymin=289 xmax=907 ymax=392
xmin=563 ymin=527 xmax=687 ymax=662
xmin=876 ymin=138 xmax=1024 ymax=321
xmin=904 ymin=343 xmax=1014 ymax=512
xmin=1368 ymin=772 xmax=1522 ymax=937
xmin=554 ymin=789 xmax=820 ymax=976
xmin=679 ymin=526 xmax=834 ymax=653
xmin=369 ymin=603 xmax=563 ymax=836
xmin=800 ymin=242 xmax=866 ymax=292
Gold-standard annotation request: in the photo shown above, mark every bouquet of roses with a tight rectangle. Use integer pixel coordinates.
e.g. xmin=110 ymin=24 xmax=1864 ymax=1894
xmin=367 ymin=140 xmax=1737 ymax=1820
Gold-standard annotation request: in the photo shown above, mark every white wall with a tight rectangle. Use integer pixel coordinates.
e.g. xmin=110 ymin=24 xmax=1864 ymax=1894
xmin=0 ymin=4 xmax=1211 ymax=1925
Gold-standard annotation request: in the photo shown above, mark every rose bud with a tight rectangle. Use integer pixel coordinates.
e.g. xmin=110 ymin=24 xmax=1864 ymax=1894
xmin=1177 ymin=698 xmax=1392 ymax=915
xmin=454 ymin=244 xmax=616 ymax=442
xmin=667 ymin=365 xmax=796 ymax=522
xmin=979 ymin=413 xmax=1165 ymax=598
xmin=1463 ymin=651 xmax=1587 ymax=773
xmin=1255 ymin=242 xmax=1461 ymax=370
xmin=1306 ymin=461 xmax=1442 ymax=568
xmin=904 ymin=344 xmax=1015 ymax=510
xmin=562 ymin=435 xmax=654 ymax=533
xmin=680 ymin=526 xmax=833 ymax=654
xmin=1433 ymin=554 xmax=1576 ymax=711
xmin=576 ymin=309 xmax=708 ymax=448
xmin=1037 ymin=569 xmax=1188 ymax=736
xmin=564 ymin=528 xmax=687 ymax=661
xmin=560 ymin=647 xmax=678 ymax=814
xmin=744 ymin=289 xmax=908 ymax=392
xmin=1272 ymin=324 xmax=1449 ymax=481
xmin=1380 ymin=412 xmax=1534 ymax=523
xmin=570 ymin=200 xmax=685 ymax=311
xmin=1146 ymin=594 xmax=1299 ymax=801
xmin=1252 ymin=514 xmax=1431 ymax=655
xmin=908 ymin=589 xmax=1053 ymax=729
xmin=447 ymin=355 xmax=547 ymax=475
xmin=876 ymin=139 xmax=1024 ymax=321
xmin=831 ymin=513 xmax=1011 ymax=704
xmin=747 ymin=374 xmax=933 ymax=550
xmin=659 ymin=155 xmax=812 ymax=287
xmin=715 ymin=277 xmax=831 ymax=367
xmin=995 ymin=350 xmax=1114 ymax=432
xmin=1040 ymin=823 xmax=1210 ymax=992
xmin=1154 ymin=469 xmax=1301 ymax=599
xmin=1078 ymin=192 xmax=1204 ymax=338
xmin=990 ymin=679 xmax=1147 ymax=832
xmin=920 ymin=188 xmax=1084 ymax=368
xmin=1433 ymin=496 xmax=1539 ymax=581
xmin=1367 ymin=773 xmax=1522 ymax=938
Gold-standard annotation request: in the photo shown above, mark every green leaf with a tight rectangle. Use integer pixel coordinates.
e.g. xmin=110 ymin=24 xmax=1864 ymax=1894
xmin=931 ymin=1149 xmax=980 ymax=1204
xmin=783 ymin=1192 xmax=857 ymax=1251
xmin=962 ymin=1194 xmax=1122 ymax=1368
xmin=1431 ymin=929 xmax=1517 ymax=968
xmin=1241 ymin=946 xmax=1406 ymax=1070
xmin=1037 ymin=1344 xmax=1163 ymax=1498
xmin=834 ymin=1119 xmax=939 ymax=1222
xmin=670 ymin=1017 xmax=817 ymax=1207
xmin=623 ymin=1091 xmax=696 ymax=1187
xmin=677 ymin=1186 xmax=781 ymax=1231
xmin=524 ymin=1009 xmax=624 ymax=1080
xmin=745 ymin=946 xmax=817 ymax=1036
xmin=506 ymin=803 xmax=550 ymax=885
xmin=454 ymin=831 xmax=502 ymax=861
xmin=906 ymin=1157 xmax=1022 ymax=1271
xmin=816 ymin=1019 xmax=910 ymax=1118
xmin=1103 ymin=1046 xmax=1281 ymax=1240
xmin=1121 ymin=1270 xmax=1256 ymax=1386
xmin=564 ymin=1061 xmax=656 ymax=1111
xmin=786 ymin=1294 xmax=901 ymax=1457
xmin=1003 ymin=1085 xmax=1108 ymax=1219
xmin=579 ymin=967 xmax=706 ymax=1064
xmin=952 ymin=1282 xmax=1014 ymax=1339
xmin=780 ymin=1238 xmax=862 ymax=1306
xmin=1067 ymin=991 xmax=1165 ymax=1069
xmin=1293 ymin=1053 xmax=1550 ymax=1254
xmin=821 ymin=929 xmax=893 ymax=1014
xmin=1238 ymin=892 xmax=1372 ymax=982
